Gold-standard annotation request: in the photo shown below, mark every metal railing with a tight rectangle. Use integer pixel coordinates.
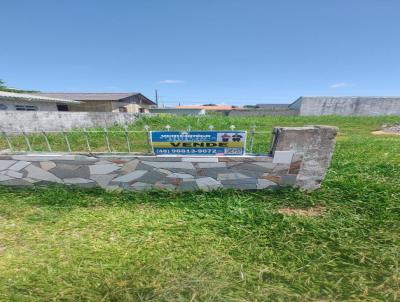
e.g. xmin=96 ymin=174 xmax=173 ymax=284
xmin=1 ymin=124 xmax=273 ymax=154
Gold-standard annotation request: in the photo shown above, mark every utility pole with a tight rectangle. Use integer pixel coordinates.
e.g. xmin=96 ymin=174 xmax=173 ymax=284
xmin=155 ymin=89 xmax=159 ymax=107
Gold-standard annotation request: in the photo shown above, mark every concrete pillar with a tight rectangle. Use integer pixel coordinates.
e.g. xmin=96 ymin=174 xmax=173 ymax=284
xmin=271 ymin=126 xmax=338 ymax=190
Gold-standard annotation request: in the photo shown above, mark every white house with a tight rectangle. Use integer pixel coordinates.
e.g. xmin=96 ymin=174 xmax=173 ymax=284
xmin=34 ymin=92 xmax=156 ymax=113
xmin=0 ymin=91 xmax=81 ymax=111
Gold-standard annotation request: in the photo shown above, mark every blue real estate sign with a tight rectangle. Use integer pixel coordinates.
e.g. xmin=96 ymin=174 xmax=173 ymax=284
xmin=150 ymin=131 xmax=247 ymax=156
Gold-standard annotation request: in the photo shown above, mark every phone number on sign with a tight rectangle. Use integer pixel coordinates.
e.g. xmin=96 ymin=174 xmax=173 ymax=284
xmin=155 ymin=148 xmax=218 ymax=154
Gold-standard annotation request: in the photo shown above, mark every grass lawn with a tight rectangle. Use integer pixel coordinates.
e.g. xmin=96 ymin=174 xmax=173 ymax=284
xmin=0 ymin=115 xmax=399 ymax=301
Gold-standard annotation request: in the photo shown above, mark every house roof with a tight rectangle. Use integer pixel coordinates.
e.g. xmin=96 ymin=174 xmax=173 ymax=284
xmin=34 ymin=92 xmax=156 ymax=105
xmin=0 ymin=91 xmax=81 ymax=104
xmin=176 ymin=105 xmax=237 ymax=111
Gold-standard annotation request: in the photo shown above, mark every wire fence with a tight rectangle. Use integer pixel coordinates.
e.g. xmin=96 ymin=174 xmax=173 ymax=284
xmin=0 ymin=124 xmax=274 ymax=154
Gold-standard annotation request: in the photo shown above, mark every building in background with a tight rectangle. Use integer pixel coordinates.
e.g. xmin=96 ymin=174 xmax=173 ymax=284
xmin=34 ymin=92 xmax=156 ymax=113
xmin=289 ymin=96 xmax=400 ymax=116
xmin=0 ymin=91 xmax=81 ymax=111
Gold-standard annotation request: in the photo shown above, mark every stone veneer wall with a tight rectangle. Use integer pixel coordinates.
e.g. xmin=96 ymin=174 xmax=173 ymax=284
xmin=0 ymin=126 xmax=338 ymax=191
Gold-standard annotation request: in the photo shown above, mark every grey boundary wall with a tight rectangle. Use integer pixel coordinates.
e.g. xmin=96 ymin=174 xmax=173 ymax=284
xmin=228 ymin=108 xmax=299 ymax=117
xmin=0 ymin=126 xmax=338 ymax=191
xmin=0 ymin=111 xmax=137 ymax=133
xmin=298 ymin=97 xmax=400 ymax=116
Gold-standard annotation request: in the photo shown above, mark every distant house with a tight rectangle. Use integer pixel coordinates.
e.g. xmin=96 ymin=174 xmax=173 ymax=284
xmin=0 ymin=91 xmax=81 ymax=111
xmin=34 ymin=92 xmax=156 ymax=113
xmin=289 ymin=96 xmax=400 ymax=116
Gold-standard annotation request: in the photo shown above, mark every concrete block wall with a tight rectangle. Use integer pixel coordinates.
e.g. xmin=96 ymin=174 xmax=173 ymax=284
xmin=228 ymin=108 xmax=299 ymax=117
xmin=298 ymin=97 xmax=400 ymax=116
xmin=0 ymin=126 xmax=338 ymax=191
xmin=0 ymin=111 xmax=137 ymax=133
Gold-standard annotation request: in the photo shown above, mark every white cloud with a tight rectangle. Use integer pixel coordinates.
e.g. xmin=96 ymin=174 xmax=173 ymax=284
xmin=330 ymin=82 xmax=352 ymax=89
xmin=158 ymin=80 xmax=184 ymax=84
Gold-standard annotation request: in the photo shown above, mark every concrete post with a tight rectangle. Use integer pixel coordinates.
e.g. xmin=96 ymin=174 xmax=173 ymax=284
xmin=271 ymin=126 xmax=338 ymax=190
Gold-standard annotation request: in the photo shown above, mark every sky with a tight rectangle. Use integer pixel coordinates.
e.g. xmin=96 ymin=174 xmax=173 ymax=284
xmin=1 ymin=0 xmax=400 ymax=107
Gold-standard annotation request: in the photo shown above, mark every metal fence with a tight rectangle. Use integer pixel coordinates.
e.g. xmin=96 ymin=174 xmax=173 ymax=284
xmin=1 ymin=124 xmax=273 ymax=154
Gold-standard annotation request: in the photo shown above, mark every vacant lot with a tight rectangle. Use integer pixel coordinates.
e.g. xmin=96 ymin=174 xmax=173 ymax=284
xmin=1 ymin=115 xmax=399 ymax=301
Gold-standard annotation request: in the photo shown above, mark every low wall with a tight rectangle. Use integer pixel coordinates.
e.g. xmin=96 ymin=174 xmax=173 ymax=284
xmin=149 ymin=108 xmax=206 ymax=115
xmin=228 ymin=109 xmax=299 ymax=117
xmin=0 ymin=126 xmax=338 ymax=191
xmin=0 ymin=111 xmax=138 ymax=133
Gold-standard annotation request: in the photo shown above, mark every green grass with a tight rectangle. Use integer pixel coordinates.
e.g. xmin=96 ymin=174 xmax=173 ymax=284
xmin=2 ymin=114 xmax=400 ymax=154
xmin=0 ymin=115 xmax=400 ymax=301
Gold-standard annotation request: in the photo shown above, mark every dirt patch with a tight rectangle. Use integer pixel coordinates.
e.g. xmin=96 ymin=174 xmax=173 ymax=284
xmin=278 ymin=206 xmax=326 ymax=217
xmin=372 ymin=130 xmax=400 ymax=136
xmin=372 ymin=123 xmax=400 ymax=136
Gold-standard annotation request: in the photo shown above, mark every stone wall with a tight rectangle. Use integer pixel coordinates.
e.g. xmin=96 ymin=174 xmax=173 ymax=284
xmin=0 ymin=126 xmax=338 ymax=191
xmin=0 ymin=111 xmax=138 ymax=133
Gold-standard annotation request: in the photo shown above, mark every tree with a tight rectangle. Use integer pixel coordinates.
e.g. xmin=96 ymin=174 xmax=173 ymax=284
xmin=0 ymin=79 xmax=39 ymax=93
